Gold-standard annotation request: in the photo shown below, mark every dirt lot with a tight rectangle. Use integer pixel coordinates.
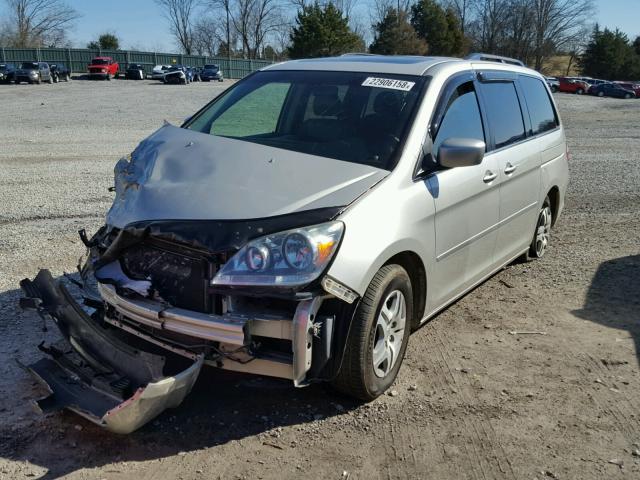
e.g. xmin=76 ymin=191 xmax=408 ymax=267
xmin=0 ymin=79 xmax=639 ymax=480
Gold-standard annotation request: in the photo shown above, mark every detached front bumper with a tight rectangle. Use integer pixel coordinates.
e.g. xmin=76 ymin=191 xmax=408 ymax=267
xmin=19 ymin=270 xmax=203 ymax=434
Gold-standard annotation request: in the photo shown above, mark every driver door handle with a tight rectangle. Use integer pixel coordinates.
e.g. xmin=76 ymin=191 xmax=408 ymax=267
xmin=504 ymin=162 xmax=517 ymax=175
xmin=483 ymin=170 xmax=497 ymax=183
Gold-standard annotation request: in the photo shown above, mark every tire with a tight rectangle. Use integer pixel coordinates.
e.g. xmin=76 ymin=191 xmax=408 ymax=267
xmin=331 ymin=264 xmax=413 ymax=401
xmin=65 ymin=73 xmax=70 ymax=82
xmin=576 ymin=88 xmax=583 ymax=95
xmin=624 ymin=93 xmax=631 ymax=99
xmin=107 ymin=74 xmax=111 ymax=81
xmin=48 ymin=75 xmax=53 ymax=84
xmin=598 ymin=91 xmax=604 ymax=97
xmin=522 ymin=197 xmax=552 ymax=262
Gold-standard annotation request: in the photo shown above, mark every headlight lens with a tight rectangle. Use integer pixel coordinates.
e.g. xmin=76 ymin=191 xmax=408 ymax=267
xmin=212 ymin=221 xmax=344 ymax=288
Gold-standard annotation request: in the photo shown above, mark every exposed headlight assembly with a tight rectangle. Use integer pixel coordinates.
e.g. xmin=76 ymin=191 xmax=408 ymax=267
xmin=212 ymin=221 xmax=344 ymax=288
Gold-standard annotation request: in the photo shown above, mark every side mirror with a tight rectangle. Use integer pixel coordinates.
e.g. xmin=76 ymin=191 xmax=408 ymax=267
xmin=437 ymin=138 xmax=486 ymax=168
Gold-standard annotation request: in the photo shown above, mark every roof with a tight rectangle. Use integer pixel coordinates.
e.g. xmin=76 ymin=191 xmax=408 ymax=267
xmin=263 ymin=54 xmax=462 ymax=76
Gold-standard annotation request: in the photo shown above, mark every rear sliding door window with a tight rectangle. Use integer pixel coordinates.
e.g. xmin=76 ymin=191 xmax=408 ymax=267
xmin=519 ymin=76 xmax=558 ymax=135
xmin=480 ymin=82 xmax=525 ymax=149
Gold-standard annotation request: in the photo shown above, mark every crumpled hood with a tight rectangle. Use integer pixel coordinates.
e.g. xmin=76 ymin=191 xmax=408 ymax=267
xmin=106 ymin=124 xmax=388 ymax=228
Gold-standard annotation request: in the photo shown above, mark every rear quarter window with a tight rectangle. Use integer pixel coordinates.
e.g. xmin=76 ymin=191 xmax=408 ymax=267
xmin=520 ymin=76 xmax=558 ymax=135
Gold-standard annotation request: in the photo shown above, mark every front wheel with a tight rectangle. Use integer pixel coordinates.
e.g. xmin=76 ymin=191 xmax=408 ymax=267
xmin=598 ymin=91 xmax=604 ymax=97
xmin=624 ymin=93 xmax=631 ymax=99
xmin=523 ymin=197 xmax=552 ymax=261
xmin=332 ymin=264 xmax=412 ymax=401
xmin=576 ymin=88 xmax=584 ymax=95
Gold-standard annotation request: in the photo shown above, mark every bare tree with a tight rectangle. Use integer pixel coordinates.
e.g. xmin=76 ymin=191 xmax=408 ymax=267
xmin=155 ymin=0 xmax=201 ymax=54
xmin=530 ymin=0 xmax=595 ymax=70
xmin=192 ymin=16 xmax=224 ymax=56
xmin=4 ymin=0 xmax=80 ymax=47
xmin=231 ymin=0 xmax=284 ymax=58
xmin=443 ymin=0 xmax=472 ymax=34
xmin=207 ymin=0 xmax=233 ymax=59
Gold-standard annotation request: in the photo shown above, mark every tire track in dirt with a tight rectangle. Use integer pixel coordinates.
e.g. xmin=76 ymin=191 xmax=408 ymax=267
xmin=576 ymin=352 xmax=640 ymax=442
xmin=432 ymin=328 xmax=516 ymax=480
xmin=418 ymin=327 xmax=490 ymax=480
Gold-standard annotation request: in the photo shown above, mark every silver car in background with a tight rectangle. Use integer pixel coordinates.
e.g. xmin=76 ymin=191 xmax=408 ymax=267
xmin=21 ymin=55 xmax=568 ymax=433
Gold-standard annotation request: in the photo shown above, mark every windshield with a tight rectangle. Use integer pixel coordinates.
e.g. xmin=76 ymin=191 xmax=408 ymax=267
xmin=204 ymin=65 xmax=218 ymax=70
xmin=21 ymin=62 xmax=38 ymax=70
xmin=186 ymin=70 xmax=427 ymax=169
xmin=91 ymin=59 xmax=109 ymax=65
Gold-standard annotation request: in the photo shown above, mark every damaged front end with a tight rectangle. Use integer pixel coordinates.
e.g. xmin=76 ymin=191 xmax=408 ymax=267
xmin=18 ymin=125 xmax=378 ymax=433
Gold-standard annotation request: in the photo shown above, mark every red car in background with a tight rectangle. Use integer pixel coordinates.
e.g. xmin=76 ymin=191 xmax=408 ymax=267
xmin=88 ymin=57 xmax=119 ymax=80
xmin=614 ymin=82 xmax=640 ymax=97
xmin=558 ymin=77 xmax=590 ymax=95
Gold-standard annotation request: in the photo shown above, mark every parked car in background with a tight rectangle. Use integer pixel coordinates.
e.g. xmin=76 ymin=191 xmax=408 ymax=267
xmin=558 ymin=77 xmax=589 ymax=94
xmin=88 ymin=57 xmax=118 ymax=80
xmin=589 ymin=82 xmax=636 ymax=99
xmin=200 ymin=64 xmax=224 ymax=82
xmin=151 ymin=65 xmax=171 ymax=80
xmin=545 ymin=76 xmax=559 ymax=92
xmin=125 ymin=63 xmax=145 ymax=80
xmin=49 ymin=63 xmax=71 ymax=83
xmin=187 ymin=66 xmax=200 ymax=81
xmin=19 ymin=55 xmax=568 ymax=433
xmin=163 ymin=65 xmax=192 ymax=84
xmin=0 ymin=63 xmax=16 ymax=83
xmin=15 ymin=62 xmax=52 ymax=84
xmin=614 ymin=81 xmax=640 ymax=97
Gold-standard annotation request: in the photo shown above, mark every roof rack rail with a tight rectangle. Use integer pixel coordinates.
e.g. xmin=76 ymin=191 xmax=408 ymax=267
xmin=465 ymin=53 xmax=526 ymax=67
xmin=339 ymin=52 xmax=378 ymax=56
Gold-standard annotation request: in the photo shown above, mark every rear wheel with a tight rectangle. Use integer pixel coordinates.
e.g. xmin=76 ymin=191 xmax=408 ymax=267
xmin=522 ymin=197 xmax=552 ymax=261
xmin=65 ymin=73 xmax=70 ymax=82
xmin=598 ymin=91 xmax=604 ymax=97
xmin=331 ymin=264 xmax=412 ymax=401
xmin=48 ymin=75 xmax=53 ymax=84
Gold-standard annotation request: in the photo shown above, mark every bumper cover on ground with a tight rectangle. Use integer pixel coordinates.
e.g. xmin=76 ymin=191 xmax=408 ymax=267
xmin=19 ymin=269 xmax=203 ymax=434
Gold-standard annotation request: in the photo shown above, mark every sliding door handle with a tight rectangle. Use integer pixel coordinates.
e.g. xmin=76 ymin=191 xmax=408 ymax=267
xmin=504 ymin=162 xmax=517 ymax=175
xmin=483 ymin=171 xmax=497 ymax=183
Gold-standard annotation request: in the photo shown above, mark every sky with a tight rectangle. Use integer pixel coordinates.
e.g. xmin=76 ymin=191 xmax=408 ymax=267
xmin=7 ymin=0 xmax=640 ymax=53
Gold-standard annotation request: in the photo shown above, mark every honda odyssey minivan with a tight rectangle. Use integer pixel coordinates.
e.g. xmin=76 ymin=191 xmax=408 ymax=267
xmin=21 ymin=54 xmax=568 ymax=433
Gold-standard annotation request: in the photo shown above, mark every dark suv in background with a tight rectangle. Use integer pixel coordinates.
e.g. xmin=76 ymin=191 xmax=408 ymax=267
xmin=50 ymin=63 xmax=71 ymax=82
xmin=0 ymin=63 xmax=16 ymax=83
xmin=199 ymin=64 xmax=224 ymax=82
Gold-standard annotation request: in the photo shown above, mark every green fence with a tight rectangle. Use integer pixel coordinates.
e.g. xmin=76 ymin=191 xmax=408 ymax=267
xmin=0 ymin=47 xmax=272 ymax=79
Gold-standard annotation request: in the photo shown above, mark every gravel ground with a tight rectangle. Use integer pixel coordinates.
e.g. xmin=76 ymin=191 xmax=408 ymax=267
xmin=0 ymin=80 xmax=639 ymax=480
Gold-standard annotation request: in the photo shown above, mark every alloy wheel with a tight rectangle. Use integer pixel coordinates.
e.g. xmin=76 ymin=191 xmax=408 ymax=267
xmin=534 ymin=205 xmax=552 ymax=257
xmin=372 ymin=290 xmax=407 ymax=378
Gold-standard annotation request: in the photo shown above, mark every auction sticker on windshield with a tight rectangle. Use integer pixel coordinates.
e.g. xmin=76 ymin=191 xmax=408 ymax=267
xmin=362 ymin=77 xmax=415 ymax=91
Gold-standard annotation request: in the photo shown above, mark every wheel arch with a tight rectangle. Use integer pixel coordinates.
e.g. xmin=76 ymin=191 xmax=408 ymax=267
xmin=547 ymin=185 xmax=561 ymax=228
xmin=382 ymin=251 xmax=427 ymax=331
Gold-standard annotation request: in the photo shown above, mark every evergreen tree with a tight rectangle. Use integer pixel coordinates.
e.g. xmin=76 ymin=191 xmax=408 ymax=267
xmin=370 ymin=8 xmax=427 ymax=55
xmin=87 ymin=33 xmax=120 ymax=50
xmin=410 ymin=0 xmax=464 ymax=56
xmin=580 ymin=26 xmax=639 ymax=80
xmin=288 ymin=3 xmax=364 ymax=59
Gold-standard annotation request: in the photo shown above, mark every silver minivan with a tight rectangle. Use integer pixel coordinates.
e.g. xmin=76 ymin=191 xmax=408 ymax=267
xmin=21 ymin=55 xmax=568 ymax=433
